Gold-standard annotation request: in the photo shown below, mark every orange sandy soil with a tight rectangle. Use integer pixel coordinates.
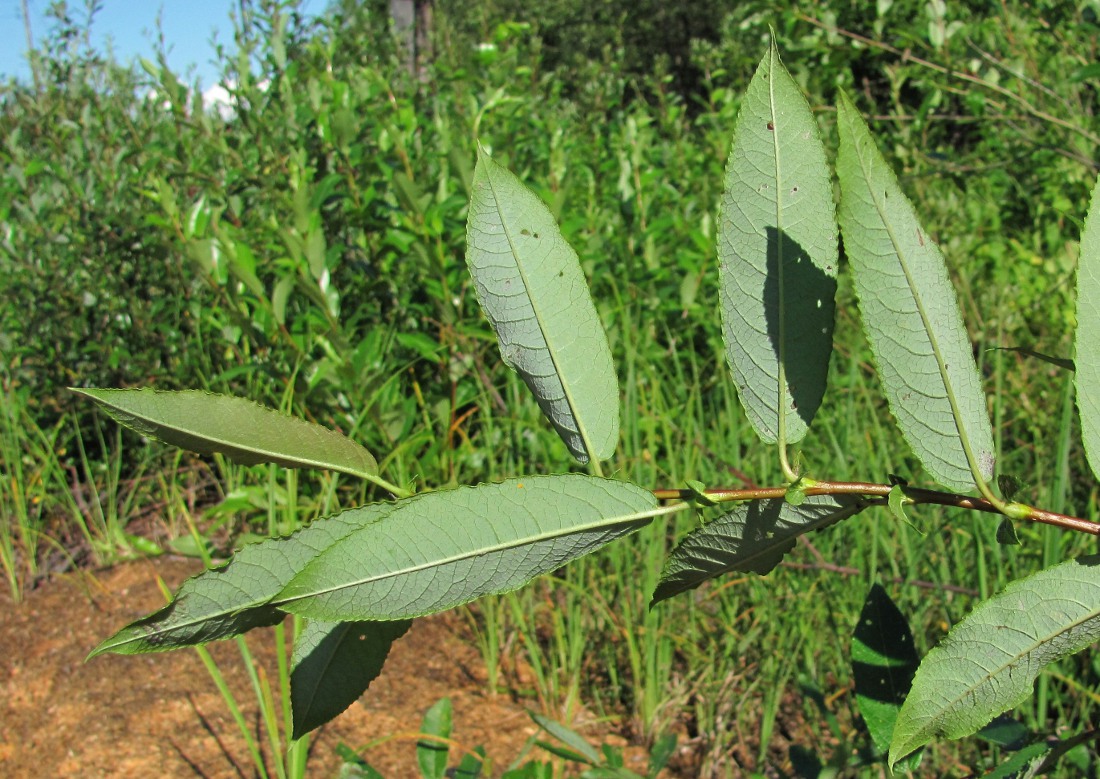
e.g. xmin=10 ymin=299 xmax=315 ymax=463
xmin=0 ymin=558 xmax=660 ymax=778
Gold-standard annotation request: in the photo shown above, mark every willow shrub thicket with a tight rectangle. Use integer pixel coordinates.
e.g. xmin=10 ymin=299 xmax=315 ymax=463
xmin=79 ymin=37 xmax=1100 ymax=775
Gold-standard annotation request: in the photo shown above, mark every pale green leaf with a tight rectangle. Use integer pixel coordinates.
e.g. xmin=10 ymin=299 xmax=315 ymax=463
xmin=276 ymin=475 xmax=658 ymax=620
xmin=1075 ymin=174 xmax=1100 ymax=479
xmin=465 ymin=147 xmax=619 ymax=463
xmin=650 ymin=495 xmax=865 ymax=604
xmin=835 ymin=91 xmax=995 ymax=492
xmin=73 ymin=388 xmax=377 ymax=479
xmin=90 ymin=503 xmax=397 ymax=655
xmin=290 ymin=618 xmax=411 ymax=738
xmin=890 ymin=555 xmax=1100 ymax=767
xmin=718 ymin=36 xmax=838 ymax=445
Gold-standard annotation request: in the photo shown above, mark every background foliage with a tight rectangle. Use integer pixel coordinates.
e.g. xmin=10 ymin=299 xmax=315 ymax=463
xmin=3 ymin=0 xmax=1100 ymax=774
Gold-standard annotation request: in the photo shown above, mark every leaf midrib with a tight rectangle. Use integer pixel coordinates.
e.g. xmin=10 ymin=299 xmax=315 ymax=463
xmin=276 ymin=502 xmax=676 ymax=607
xmin=848 ymin=120 xmax=981 ymax=489
xmin=767 ymin=43 xmax=791 ymax=451
xmin=483 ymin=163 xmax=597 ymax=462
xmin=78 ymin=389 xmax=374 ymax=479
xmin=900 ymin=593 xmax=1100 ymax=745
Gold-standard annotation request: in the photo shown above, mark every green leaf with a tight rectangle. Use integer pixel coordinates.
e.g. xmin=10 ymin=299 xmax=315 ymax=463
xmin=646 ymin=733 xmax=678 ymax=778
xmin=717 ymin=36 xmax=838 ymax=445
xmin=976 ymin=715 xmax=1029 ymax=749
xmin=887 ymin=484 xmax=909 ymax=524
xmin=418 ymin=698 xmax=453 ymax=779
xmin=996 ymin=517 xmax=1021 ymax=546
xmin=851 ymin=585 xmax=920 ymax=762
xmin=454 ymin=746 xmax=486 ymax=778
xmin=835 ymin=91 xmax=995 ymax=492
xmin=997 ymin=474 xmax=1025 ymax=502
xmin=889 ymin=555 xmax=1100 ymax=767
xmin=72 ymin=388 xmax=377 ymax=479
xmin=290 ymin=618 xmax=411 ymax=738
xmin=993 ymin=346 xmax=1074 ymax=372
xmin=335 ymin=741 xmax=385 ymax=779
xmin=1075 ymin=174 xmax=1100 ymax=480
xmin=985 ymin=742 xmax=1049 ymax=779
xmin=685 ymin=480 xmax=718 ymax=507
xmin=465 ymin=146 xmax=619 ymax=463
xmin=275 ymin=475 xmax=658 ymax=620
xmin=90 ymin=503 xmax=397 ymax=655
xmin=650 ymin=495 xmax=866 ymax=605
xmin=529 ymin=711 xmax=601 ymax=764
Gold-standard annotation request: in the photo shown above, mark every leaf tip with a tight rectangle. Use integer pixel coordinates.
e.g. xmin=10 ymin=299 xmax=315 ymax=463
xmin=86 ymin=635 xmax=121 ymax=661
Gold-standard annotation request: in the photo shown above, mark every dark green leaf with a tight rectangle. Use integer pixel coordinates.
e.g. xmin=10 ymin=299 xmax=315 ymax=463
xmin=852 ymin=585 xmax=920 ymax=761
xmin=651 ymin=495 xmax=866 ymax=605
xmin=290 ymin=619 xmax=411 ymax=738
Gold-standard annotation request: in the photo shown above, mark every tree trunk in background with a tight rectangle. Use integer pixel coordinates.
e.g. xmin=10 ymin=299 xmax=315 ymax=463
xmin=21 ymin=0 xmax=40 ymax=92
xmin=390 ymin=0 xmax=433 ymax=76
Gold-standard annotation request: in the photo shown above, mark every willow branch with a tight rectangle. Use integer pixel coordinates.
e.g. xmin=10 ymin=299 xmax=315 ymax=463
xmin=651 ymin=481 xmax=1100 ymax=535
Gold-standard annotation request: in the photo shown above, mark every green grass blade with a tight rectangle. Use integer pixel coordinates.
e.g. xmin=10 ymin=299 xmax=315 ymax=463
xmin=650 ymin=495 xmax=865 ymax=605
xmin=72 ymin=388 xmax=378 ymax=479
xmin=89 ymin=503 xmax=397 ymax=655
xmin=718 ymin=36 xmax=838 ymax=445
xmin=290 ymin=619 xmax=412 ymax=739
xmin=275 ymin=475 xmax=659 ymax=620
xmin=465 ymin=146 xmax=619 ymax=463
xmin=890 ymin=555 xmax=1100 ymax=767
xmin=835 ymin=91 xmax=995 ymax=492
xmin=1075 ymin=175 xmax=1100 ymax=479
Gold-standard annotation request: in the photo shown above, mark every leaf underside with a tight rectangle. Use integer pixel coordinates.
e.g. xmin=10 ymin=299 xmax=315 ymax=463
xmin=465 ymin=146 xmax=619 ymax=463
xmin=835 ymin=92 xmax=995 ymax=492
xmin=651 ymin=494 xmax=866 ymax=605
xmin=73 ymin=388 xmax=377 ymax=478
xmin=90 ymin=503 xmax=396 ymax=655
xmin=276 ymin=474 xmax=657 ymax=620
xmin=93 ymin=475 xmax=658 ymax=656
xmin=718 ymin=36 xmax=838 ymax=445
xmin=1075 ymin=175 xmax=1100 ymax=479
xmin=890 ymin=555 xmax=1100 ymax=767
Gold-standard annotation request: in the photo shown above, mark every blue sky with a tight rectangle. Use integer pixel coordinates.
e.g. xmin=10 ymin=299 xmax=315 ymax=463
xmin=1 ymin=1 xmax=321 ymax=88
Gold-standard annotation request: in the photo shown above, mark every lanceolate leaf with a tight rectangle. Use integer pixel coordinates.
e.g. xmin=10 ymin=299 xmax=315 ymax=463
xmin=276 ymin=475 xmax=658 ymax=621
xmin=73 ymin=388 xmax=377 ymax=479
xmin=718 ymin=36 xmax=838 ymax=445
xmin=465 ymin=146 xmax=619 ymax=463
xmin=651 ymin=495 xmax=865 ymax=605
xmin=852 ymin=585 xmax=920 ymax=760
xmin=835 ymin=92 xmax=995 ymax=492
xmin=1075 ymin=174 xmax=1100 ymax=479
xmin=890 ymin=555 xmax=1100 ymax=768
xmin=418 ymin=697 xmax=454 ymax=779
xmin=290 ymin=618 xmax=412 ymax=739
xmin=90 ymin=503 xmax=398 ymax=655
